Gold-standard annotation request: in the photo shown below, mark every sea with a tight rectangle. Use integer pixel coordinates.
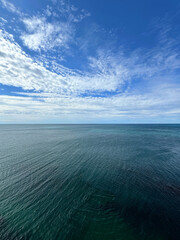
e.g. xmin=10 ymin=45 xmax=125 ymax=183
xmin=0 ymin=124 xmax=180 ymax=240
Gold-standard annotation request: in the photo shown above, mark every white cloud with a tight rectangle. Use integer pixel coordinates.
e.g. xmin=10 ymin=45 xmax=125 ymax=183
xmin=52 ymin=0 xmax=90 ymax=23
xmin=21 ymin=16 xmax=73 ymax=51
xmin=0 ymin=29 xmax=180 ymax=122
xmin=0 ymin=17 xmax=7 ymax=23
xmin=0 ymin=0 xmax=21 ymax=15
xmin=19 ymin=0 xmax=90 ymax=52
xmin=1 ymin=83 xmax=180 ymax=123
xmin=0 ymin=30 xmax=130 ymax=94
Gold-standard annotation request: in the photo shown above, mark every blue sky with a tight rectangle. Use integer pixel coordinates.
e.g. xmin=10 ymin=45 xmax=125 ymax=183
xmin=0 ymin=0 xmax=180 ymax=123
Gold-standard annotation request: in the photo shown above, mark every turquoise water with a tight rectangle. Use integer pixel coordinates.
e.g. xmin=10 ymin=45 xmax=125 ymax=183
xmin=0 ymin=124 xmax=180 ymax=240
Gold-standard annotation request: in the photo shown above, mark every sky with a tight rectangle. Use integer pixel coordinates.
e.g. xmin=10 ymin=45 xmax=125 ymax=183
xmin=0 ymin=0 xmax=180 ymax=123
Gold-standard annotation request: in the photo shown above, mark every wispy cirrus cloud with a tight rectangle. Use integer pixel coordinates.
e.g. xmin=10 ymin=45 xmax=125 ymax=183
xmin=21 ymin=16 xmax=74 ymax=51
xmin=50 ymin=0 xmax=90 ymax=22
xmin=0 ymin=0 xmax=22 ymax=15
xmin=1 ymin=0 xmax=90 ymax=53
xmin=0 ymin=30 xmax=128 ymax=94
xmin=19 ymin=0 xmax=90 ymax=52
xmin=0 ymin=27 xmax=180 ymax=123
xmin=1 ymin=84 xmax=180 ymax=123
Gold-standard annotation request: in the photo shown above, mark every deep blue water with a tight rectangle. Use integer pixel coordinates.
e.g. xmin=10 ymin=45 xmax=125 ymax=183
xmin=0 ymin=124 xmax=180 ymax=240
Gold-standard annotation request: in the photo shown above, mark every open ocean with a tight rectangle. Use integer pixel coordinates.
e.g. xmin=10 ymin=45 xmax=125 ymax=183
xmin=0 ymin=124 xmax=180 ymax=240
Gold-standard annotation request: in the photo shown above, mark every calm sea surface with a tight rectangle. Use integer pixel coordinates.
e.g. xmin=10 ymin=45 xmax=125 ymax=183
xmin=0 ymin=124 xmax=180 ymax=240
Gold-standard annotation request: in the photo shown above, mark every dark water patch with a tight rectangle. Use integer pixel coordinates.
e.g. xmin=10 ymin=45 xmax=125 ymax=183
xmin=100 ymin=198 xmax=179 ymax=240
